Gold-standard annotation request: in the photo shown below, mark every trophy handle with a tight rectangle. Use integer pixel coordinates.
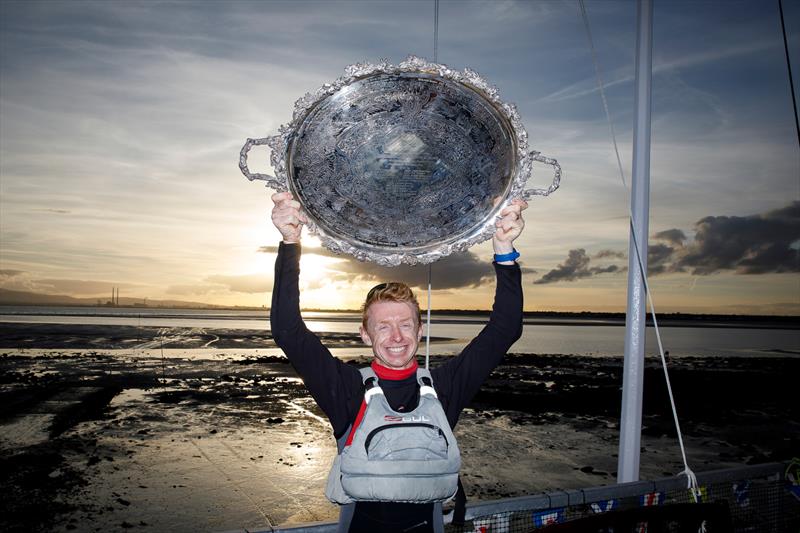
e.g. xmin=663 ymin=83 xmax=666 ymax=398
xmin=239 ymin=137 xmax=286 ymax=190
xmin=522 ymin=151 xmax=562 ymax=199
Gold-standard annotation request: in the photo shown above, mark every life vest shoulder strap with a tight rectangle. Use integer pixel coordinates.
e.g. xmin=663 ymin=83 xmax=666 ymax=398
xmin=358 ymin=366 xmax=435 ymax=388
xmin=358 ymin=366 xmax=378 ymax=384
xmin=343 ymin=366 xmax=437 ymax=449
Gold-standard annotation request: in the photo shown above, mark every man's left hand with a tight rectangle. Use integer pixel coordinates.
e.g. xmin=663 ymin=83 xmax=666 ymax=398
xmin=493 ymin=198 xmax=528 ymax=256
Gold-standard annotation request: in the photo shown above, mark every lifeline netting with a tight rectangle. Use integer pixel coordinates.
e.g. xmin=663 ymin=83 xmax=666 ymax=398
xmin=444 ymin=462 xmax=798 ymax=533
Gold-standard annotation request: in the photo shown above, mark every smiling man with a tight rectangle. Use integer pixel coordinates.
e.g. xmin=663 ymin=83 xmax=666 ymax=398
xmin=360 ymin=283 xmax=422 ymax=370
xmin=269 ymin=191 xmax=526 ymax=532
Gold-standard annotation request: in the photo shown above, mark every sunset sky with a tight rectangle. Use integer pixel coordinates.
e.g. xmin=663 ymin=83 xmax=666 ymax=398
xmin=1 ymin=0 xmax=798 ymax=314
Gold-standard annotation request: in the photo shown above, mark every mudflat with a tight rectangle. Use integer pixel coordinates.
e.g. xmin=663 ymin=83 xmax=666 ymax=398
xmin=0 ymin=324 xmax=797 ymax=532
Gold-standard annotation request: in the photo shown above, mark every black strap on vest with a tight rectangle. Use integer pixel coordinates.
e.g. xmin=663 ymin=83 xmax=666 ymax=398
xmin=452 ymin=477 xmax=467 ymax=526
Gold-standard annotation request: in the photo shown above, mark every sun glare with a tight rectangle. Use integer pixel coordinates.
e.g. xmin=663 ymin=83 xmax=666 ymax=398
xmin=299 ymin=254 xmax=331 ymax=283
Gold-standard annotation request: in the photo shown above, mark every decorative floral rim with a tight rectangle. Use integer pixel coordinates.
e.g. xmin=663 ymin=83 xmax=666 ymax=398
xmin=261 ymin=56 xmax=548 ymax=267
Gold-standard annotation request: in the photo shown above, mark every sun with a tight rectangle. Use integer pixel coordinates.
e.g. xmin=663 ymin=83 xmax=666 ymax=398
xmin=299 ymin=253 xmax=332 ymax=282
xmin=298 ymin=253 xmax=356 ymax=309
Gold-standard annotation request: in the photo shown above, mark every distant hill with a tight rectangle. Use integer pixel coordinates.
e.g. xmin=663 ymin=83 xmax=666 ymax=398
xmin=0 ymin=289 xmax=87 ymax=306
xmin=0 ymin=288 xmax=222 ymax=309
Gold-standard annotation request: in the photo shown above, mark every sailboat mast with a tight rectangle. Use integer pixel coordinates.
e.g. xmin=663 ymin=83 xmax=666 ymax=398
xmin=618 ymin=0 xmax=653 ymax=484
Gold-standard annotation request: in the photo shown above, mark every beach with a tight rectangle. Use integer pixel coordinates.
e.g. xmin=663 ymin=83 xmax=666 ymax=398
xmin=0 ymin=323 xmax=798 ymax=532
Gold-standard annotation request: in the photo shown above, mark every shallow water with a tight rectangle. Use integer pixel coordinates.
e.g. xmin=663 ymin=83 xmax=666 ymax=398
xmin=2 ymin=306 xmax=797 ymax=358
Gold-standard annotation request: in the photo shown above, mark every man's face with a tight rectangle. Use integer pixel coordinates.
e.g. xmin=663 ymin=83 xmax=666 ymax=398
xmin=360 ymin=300 xmax=422 ymax=370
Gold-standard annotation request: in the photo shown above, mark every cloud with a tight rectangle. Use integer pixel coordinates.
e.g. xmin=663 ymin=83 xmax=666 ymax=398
xmin=653 ymin=229 xmax=686 ymax=247
xmin=328 ymin=251 xmax=497 ymax=290
xmin=257 ymin=245 xmax=341 ymax=258
xmin=534 ymin=241 xmax=681 ymax=283
xmin=534 ymin=248 xmax=622 ymax=284
xmin=33 ymin=208 xmax=71 ymax=214
xmin=536 ymin=248 xmax=590 ymax=284
xmin=647 ymin=243 xmax=677 ymax=275
xmin=0 ymin=270 xmax=134 ymax=296
xmin=203 ymin=273 xmax=272 ymax=294
xmin=675 ymin=201 xmax=800 ymax=275
xmin=334 ymin=251 xmax=538 ymax=290
xmin=594 ymin=249 xmax=625 ymax=259
xmin=35 ymin=279 xmax=133 ymax=296
xmin=536 ymin=202 xmax=800 ymax=283
xmin=165 ymin=284 xmax=219 ymax=296
xmin=0 ymin=270 xmax=40 ymax=292
xmin=539 ymin=38 xmax=777 ymax=104
xmin=260 ymin=244 xmax=535 ymax=289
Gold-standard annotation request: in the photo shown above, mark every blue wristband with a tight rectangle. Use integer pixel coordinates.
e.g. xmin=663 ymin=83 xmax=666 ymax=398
xmin=494 ymin=249 xmax=520 ymax=263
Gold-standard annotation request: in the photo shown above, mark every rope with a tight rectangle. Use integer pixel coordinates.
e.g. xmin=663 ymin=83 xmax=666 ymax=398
xmin=578 ymin=0 xmax=700 ymax=498
xmin=426 ymin=265 xmax=432 ymax=369
xmin=578 ymin=2 xmax=628 ymax=189
xmin=433 ymin=0 xmax=439 ymax=64
xmin=778 ymin=0 xmax=800 ymax=150
xmin=425 ymin=0 xmax=439 ymax=370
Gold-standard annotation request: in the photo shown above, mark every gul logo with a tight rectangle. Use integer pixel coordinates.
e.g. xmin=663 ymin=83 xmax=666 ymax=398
xmin=384 ymin=415 xmax=431 ymax=422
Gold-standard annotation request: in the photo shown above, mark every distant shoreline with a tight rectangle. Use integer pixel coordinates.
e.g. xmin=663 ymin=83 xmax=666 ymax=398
xmin=1 ymin=304 xmax=797 ymax=329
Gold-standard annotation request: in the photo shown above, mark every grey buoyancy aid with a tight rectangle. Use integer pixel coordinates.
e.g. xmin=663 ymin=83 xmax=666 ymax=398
xmin=325 ymin=367 xmax=461 ymax=504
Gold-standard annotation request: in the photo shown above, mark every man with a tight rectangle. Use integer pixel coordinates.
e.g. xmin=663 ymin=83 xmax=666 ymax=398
xmin=270 ymin=191 xmax=527 ymax=532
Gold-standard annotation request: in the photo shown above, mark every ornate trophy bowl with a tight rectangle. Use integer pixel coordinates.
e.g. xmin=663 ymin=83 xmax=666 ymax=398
xmin=240 ymin=56 xmax=561 ymax=266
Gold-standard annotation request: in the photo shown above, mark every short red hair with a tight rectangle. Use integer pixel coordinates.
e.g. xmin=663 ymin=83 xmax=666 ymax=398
xmin=361 ymin=282 xmax=421 ymax=329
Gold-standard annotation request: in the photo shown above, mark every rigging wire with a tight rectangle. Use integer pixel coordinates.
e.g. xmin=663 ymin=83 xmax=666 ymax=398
xmin=426 ymin=267 xmax=432 ymax=369
xmin=425 ymin=0 xmax=440 ymax=369
xmin=577 ymin=0 xmax=701 ymax=500
xmin=778 ymin=0 xmax=800 ymax=150
xmin=433 ymin=0 xmax=439 ymax=64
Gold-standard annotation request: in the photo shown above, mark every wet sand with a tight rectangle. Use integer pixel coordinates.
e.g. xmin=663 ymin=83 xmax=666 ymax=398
xmin=0 ymin=324 xmax=798 ymax=532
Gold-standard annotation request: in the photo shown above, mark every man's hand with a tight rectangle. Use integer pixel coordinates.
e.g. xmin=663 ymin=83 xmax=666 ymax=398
xmin=493 ymin=198 xmax=528 ymax=257
xmin=271 ymin=191 xmax=307 ymax=244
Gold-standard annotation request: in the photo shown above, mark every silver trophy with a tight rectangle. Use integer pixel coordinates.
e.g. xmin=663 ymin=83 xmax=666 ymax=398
xmin=240 ymin=56 xmax=561 ymax=266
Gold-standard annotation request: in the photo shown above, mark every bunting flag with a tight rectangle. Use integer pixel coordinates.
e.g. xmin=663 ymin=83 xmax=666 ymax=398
xmin=636 ymin=491 xmax=663 ymax=532
xmin=473 ymin=512 xmax=510 ymax=533
xmin=590 ymin=499 xmax=618 ymax=514
xmin=733 ymin=480 xmax=751 ymax=508
xmin=640 ymin=491 xmax=664 ymax=506
xmin=786 ymin=458 xmax=800 ymax=502
xmin=532 ymin=508 xmax=564 ymax=527
xmin=690 ymin=486 xmax=708 ymax=503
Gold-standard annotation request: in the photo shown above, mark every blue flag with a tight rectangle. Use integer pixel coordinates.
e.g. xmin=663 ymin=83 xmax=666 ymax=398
xmin=590 ymin=499 xmax=618 ymax=514
xmin=533 ymin=508 xmax=564 ymax=527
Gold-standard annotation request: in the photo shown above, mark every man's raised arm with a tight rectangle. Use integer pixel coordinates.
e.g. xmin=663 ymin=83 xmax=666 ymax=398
xmin=269 ymin=192 xmax=359 ymax=437
xmin=432 ymin=199 xmax=528 ymax=422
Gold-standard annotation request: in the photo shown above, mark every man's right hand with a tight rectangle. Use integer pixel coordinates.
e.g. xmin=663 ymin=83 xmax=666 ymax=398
xmin=271 ymin=191 xmax=307 ymax=244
